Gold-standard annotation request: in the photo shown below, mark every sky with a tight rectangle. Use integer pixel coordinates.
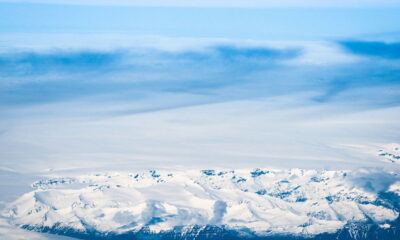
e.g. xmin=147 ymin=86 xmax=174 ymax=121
xmin=2 ymin=0 xmax=400 ymax=7
xmin=1 ymin=3 xmax=400 ymax=40
xmin=0 ymin=1 xmax=400 ymax=173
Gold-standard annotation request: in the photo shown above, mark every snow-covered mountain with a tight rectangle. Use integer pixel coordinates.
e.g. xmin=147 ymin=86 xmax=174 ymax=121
xmin=378 ymin=144 xmax=400 ymax=165
xmin=3 ymin=168 xmax=400 ymax=239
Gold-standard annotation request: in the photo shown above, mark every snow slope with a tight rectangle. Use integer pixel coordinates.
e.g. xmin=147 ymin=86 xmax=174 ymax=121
xmin=3 ymin=168 xmax=399 ymax=238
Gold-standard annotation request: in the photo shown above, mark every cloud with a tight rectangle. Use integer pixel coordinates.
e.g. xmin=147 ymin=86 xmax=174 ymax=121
xmin=0 ymin=45 xmax=301 ymax=106
xmin=0 ymin=50 xmax=124 ymax=76
xmin=0 ymin=41 xmax=399 ymax=112
xmin=211 ymin=45 xmax=299 ymax=60
xmin=1 ymin=40 xmax=400 ymax=173
xmin=350 ymin=168 xmax=400 ymax=193
xmin=0 ymin=45 xmax=299 ymax=76
xmin=211 ymin=200 xmax=227 ymax=224
xmin=339 ymin=41 xmax=400 ymax=59
xmin=1 ymin=40 xmax=400 ymax=112
xmin=312 ymin=63 xmax=400 ymax=103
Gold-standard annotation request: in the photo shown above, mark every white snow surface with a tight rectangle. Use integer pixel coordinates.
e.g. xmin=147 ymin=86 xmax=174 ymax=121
xmin=4 ymin=168 xmax=400 ymax=237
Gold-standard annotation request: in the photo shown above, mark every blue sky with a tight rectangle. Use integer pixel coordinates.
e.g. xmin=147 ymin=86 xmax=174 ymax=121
xmin=0 ymin=1 xmax=400 ymax=172
xmin=1 ymin=2 xmax=400 ymax=40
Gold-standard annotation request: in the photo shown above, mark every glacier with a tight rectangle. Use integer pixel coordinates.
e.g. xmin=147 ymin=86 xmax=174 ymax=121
xmin=3 ymin=168 xmax=399 ymax=239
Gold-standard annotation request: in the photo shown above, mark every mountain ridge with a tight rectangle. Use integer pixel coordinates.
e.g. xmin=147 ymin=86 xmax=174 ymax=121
xmin=3 ymin=168 xmax=400 ymax=239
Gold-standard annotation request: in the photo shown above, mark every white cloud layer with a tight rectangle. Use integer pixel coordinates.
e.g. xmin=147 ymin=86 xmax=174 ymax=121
xmin=0 ymin=37 xmax=399 ymax=172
